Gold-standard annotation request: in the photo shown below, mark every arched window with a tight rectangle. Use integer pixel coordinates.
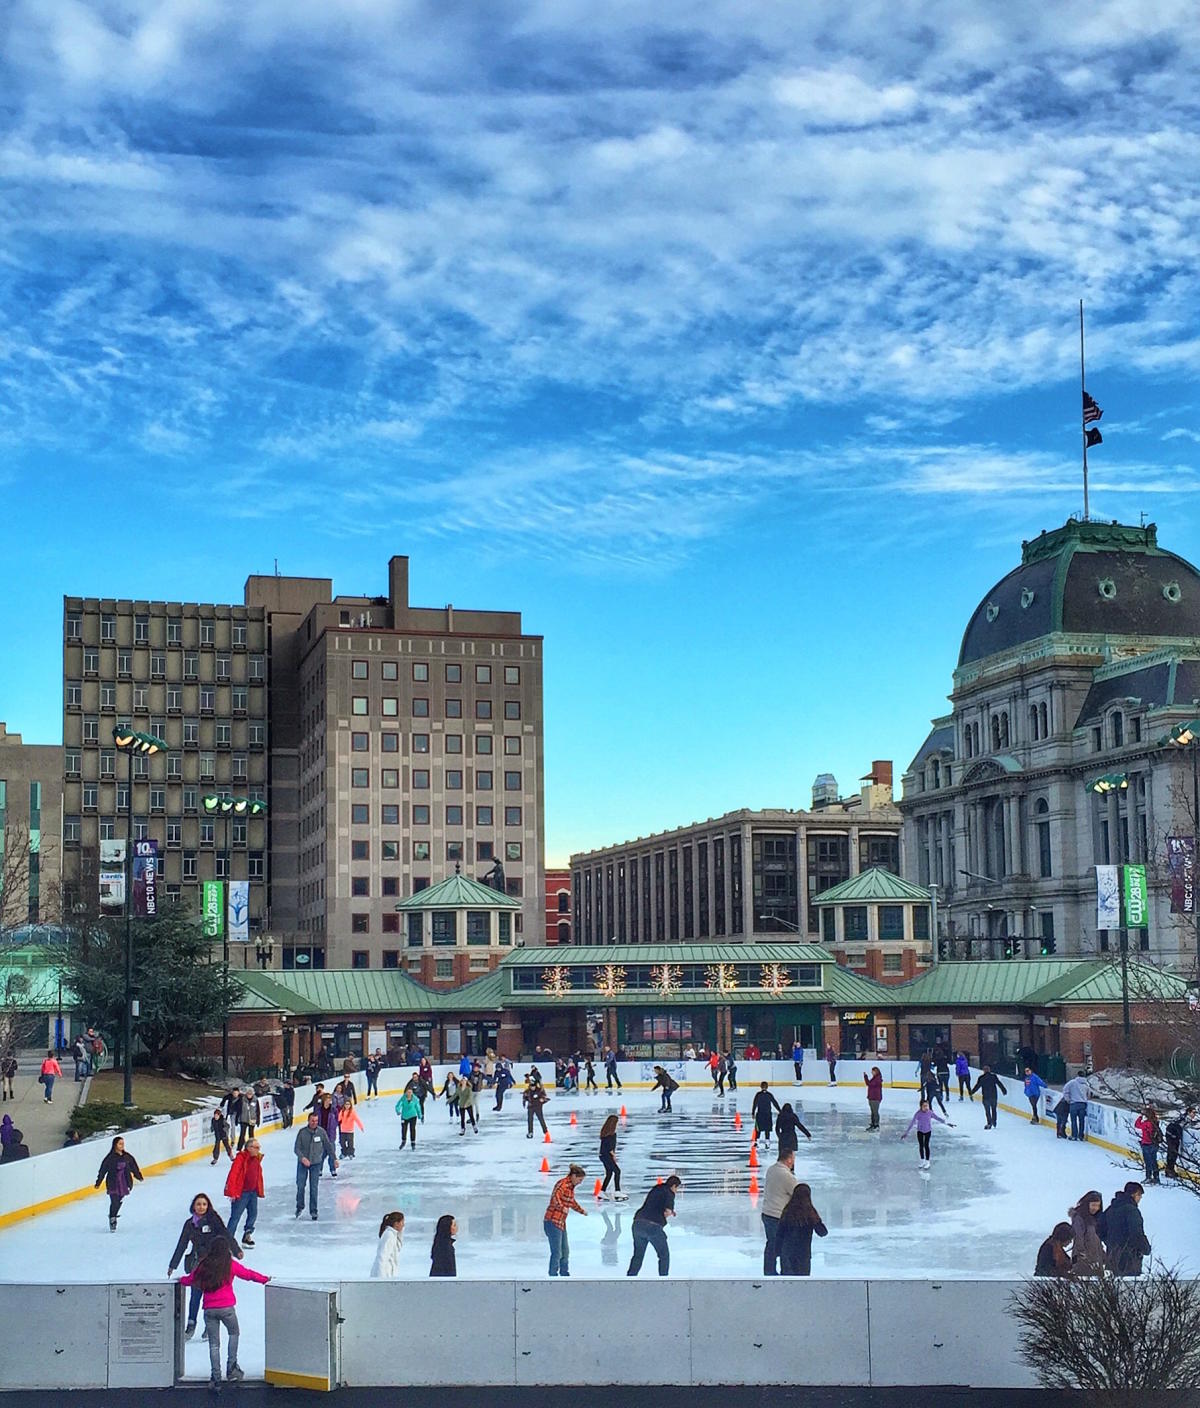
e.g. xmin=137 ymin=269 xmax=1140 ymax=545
xmin=1039 ymin=701 xmax=1049 ymax=737
xmin=991 ymin=716 xmax=1001 ymax=752
xmin=1000 ymin=712 xmax=1010 ymax=748
xmin=964 ymin=725 xmax=974 ymax=758
xmin=556 ymin=890 xmax=570 ymax=913
xmin=557 ymin=921 xmax=571 ymax=944
xmin=931 ymin=759 xmax=941 ymax=789
xmin=1036 ymin=798 xmax=1052 ymax=878
xmin=1111 ymin=712 xmax=1124 ymax=747
xmin=1029 ymin=705 xmax=1040 ymax=741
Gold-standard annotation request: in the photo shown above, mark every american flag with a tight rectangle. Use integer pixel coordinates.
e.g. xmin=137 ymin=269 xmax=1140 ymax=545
xmin=1083 ymin=391 xmax=1103 ymax=424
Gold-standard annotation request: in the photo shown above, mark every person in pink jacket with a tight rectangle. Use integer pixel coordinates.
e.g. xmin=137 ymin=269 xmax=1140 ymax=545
xmin=39 ymin=1050 xmax=63 ymax=1104
xmin=337 ymin=1100 xmax=364 ymax=1159
xmin=179 ymin=1238 xmax=269 ymax=1385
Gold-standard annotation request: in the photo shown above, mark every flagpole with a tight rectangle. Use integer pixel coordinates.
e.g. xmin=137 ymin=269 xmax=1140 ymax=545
xmin=1080 ymin=299 xmax=1089 ymax=522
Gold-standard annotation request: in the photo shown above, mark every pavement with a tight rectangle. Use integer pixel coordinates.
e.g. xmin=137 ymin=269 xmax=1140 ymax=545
xmin=3 ymin=1046 xmax=86 ymax=1155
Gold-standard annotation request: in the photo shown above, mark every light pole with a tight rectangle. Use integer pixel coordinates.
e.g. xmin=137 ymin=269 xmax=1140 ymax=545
xmin=757 ymin=913 xmax=802 ymax=933
xmin=113 ymin=726 xmax=167 ymax=1108
xmin=203 ymin=793 xmax=267 ymax=1075
xmin=1165 ymin=720 xmax=1200 ymax=981
xmin=1085 ymin=773 xmax=1131 ymax=1045
xmin=254 ymin=937 xmax=275 ymax=970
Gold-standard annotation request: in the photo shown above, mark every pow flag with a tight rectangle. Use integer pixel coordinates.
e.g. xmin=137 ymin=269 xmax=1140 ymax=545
xmin=1083 ymin=391 xmax=1103 ymax=424
xmin=1085 ymin=427 xmax=1103 ymax=448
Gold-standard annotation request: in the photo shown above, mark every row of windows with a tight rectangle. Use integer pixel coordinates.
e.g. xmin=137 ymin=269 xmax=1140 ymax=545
xmin=348 ymin=732 xmax=523 ymax=756
xmin=352 ymin=696 xmax=523 ymax=721
xmin=351 ymin=910 xmax=515 ymax=942
xmin=71 ymin=718 xmax=266 ymax=745
xmin=68 ymin=679 xmax=260 ymax=712
xmin=351 ymin=659 xmax=521 ymax=686
xmin=349 ymin=767 xmax=524 ymax=791
xmin=347 ymin=802 xmax=524 ymax=827
xmin=67 ymin=749 xmax=260 ymax=776
xmin=67 ymin=613 xmax=256 ymax=648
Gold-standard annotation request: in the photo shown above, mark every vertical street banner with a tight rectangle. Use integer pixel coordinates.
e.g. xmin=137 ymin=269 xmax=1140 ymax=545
xmin=132 ymin=839 xmax=159 ymax=917
xmin=1095 ymin=864 xmax=1120 ymax=930
xmin=99 ymin=839 xmax=126 ymax=911
xmin=202 ymin=881 xmax=224 ymax=938
xmin=1123 ymin=863 xmax=1149 ymax=929
xmin=1167 ymin=836 xmax=1196 ymax=915
xmin=228 ymin=880 xmax=250 ymax=943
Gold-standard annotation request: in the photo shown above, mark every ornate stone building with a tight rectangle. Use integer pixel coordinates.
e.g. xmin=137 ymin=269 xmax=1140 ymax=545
xmin=901 ymin=519 xmax=1200 ymax=971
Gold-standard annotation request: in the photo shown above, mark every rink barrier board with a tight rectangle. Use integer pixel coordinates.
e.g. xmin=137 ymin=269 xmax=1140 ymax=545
xmin=0 ymin=1060 xmax=1159 ymax=1229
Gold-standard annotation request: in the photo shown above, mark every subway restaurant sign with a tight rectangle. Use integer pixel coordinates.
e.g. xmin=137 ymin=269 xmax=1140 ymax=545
xmin=1123 ymin=864 xmax=1149 ymax=929
xmin=202 ymin=880 xmax=225 ymax=938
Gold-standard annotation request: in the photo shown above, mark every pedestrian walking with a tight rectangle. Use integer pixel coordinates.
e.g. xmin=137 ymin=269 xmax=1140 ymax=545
xmin=1062 ymin=1070 xmax=1091 ymax=1142
xmin=934 ymin=1052 xmax=951 ymax=1104
xmin=169 ymin=1193 xmax=234 ymax=1337
xmin=824 ymin=1043 xmax=837 ymax=1086
xmin=1023 ymin=1067 xmax=1048 ymax=1124
xmin=72 ymin=1036 xmax=88 ymax=1082
xmin=970 ymin=1065 xmax=1007 ymax=1129
xmin=752 ymin=1082 xmax=781 ymax=1146
xmin=1165 ymin=1106 xmax=1195 ymax=1178
xmin=294 ymin=1112 xmax=336 ymax=1221
xmin=1135 ymin=1104 xmax=1162 ymax=1185
xmin=370 ymin=1212 xmax=405 ymax=1278
xmin=210 ymin=1106 xmax=235 ymax=1164
xmin=775 ymin=1103 xmax=812 ymax=1156
xmin=599 ymin=1114 xmax=627 ymax=1200
xmin=955 ymin=1052 xmax=972 ymax=1101
xmin=94 ymin=1135 xmax=144 ymax=1230
xmin=726 ymin=1051 xmax=738 ymax=1092
xmin=458 ymin=1077 xmax=480 ymax=1135
xmin=396 ymin=1087 xmax=423 ymax=1149
xmin=338 ymin=1099 xmax=363 ymax=1158
xmin=791 ymin=1040 xmax=805 ymax=1082
xmin=775 ymin=1182 xmax=828 ymax=1276
xmin=605 ymin=1050 xmax=622 ymax=1092
xmin=627 ymin=1174 xmax=681 ymax=1277
xmin=430 ymin=1215 xmax=457 ymax=1277
xmin=1068 ymin=1190 xmax=1106 ymax=1276
xmin=900 ymin=1098 xmax=953 ymax=1169
xmin=178 ymin=1238 xmax=269 ymax=1386
xmin=38 ymin=1049 xmax=63 ymax=1104
xmin=863 ymin=1067 xmax=883 ymax=1130
xmin=1034 ymin=1223 xmax=1074 ymax=1277
xmin=1104 ymin=1182 xmax=1151 ymax=1277
xmin=544 ymin=1164 xmax=588 ymax=1277
xmin=225 ymin=1140 xmax=265 ymax=1247
xmin=761 ymin=1149 xmax=796 ymax=1275
xmin=1 ymin=1051 xmax=16 ymax=1101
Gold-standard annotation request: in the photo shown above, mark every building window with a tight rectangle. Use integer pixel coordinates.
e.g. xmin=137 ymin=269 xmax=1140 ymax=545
xmin=446 ymin=805 xmax=463 ymax=826
xmin=413 ymin=698 xmax=430 ymax=717
xmin=352 ymin=877 xmax=370 ymax=897
xmin=353 ymin=660 xmax=369 ymax=680
xmin=477 ymin=770 xmax=493 ymax=790
xmin=412 ymin=733 xmax=429 ymax=753
xmin=505 ymin=806 xmax=522 ymax=826
xmin=447 ymin=840 xmax=464 ymax=860
xmin=504 ymin=701 xmax=520 ymax=720
xmin=352 ymin=804 xmax=369 ymax=823
xmin=447 ymin=770 xmax=463 ymax=789
xmin=232 ymin=622 xmax=246 ymax=647
xmin=66 ymin=680 xmax=82 ymax=707
xmin=412 ymin=805 xmax=430 ymax=825
xmin=83 ymin=717 xmax=99 ymax=742
xmin=381 ymin=661 xmax=397 ymax=681
xmin=504 ymin=666 xmax=520 ymax=684
xmin=434 ymin=958 xmax=454 ymax=980
xmin=382 ymin=804 xmax=401 ymax=825
xmin=504 ymin=771 xmax=521 ymax=790
xmin=200 ymin=619 xmax=215 ymax=645
xmin=414 ymin=841 xmax=430 ymax=861
xmin=167 ymin=618 xmax=182 ymax=644
xmin=351 ymin=915 xmax=370 ymax=937
xmin=477 ymin=841 xmax=494 ymax=861
xmin=1036 ymin=798 xmax=1052 ymax=878
xmin=467 ymin=911 xmax=491 ymax=945
xmin=503 ymin=736 xmax=521 ymax=755
xmin=445 ymin=664 xmax=461 ymax=683
xmin=216 ymin=722 xmax=231 ymax=746
xmin=351 ymin=948 xmax=370 ymax=967
xmin=216 ymin=655 xmax=231 ymax=681
xmin=882 ymin=952 xmax=903 ymax=974
xmin=476 ymin=699 xmax=492 ymax=719
xmin=66 ymin=611 xmax=82 ymax=639
xmin=249 ymin=852 xmax=264 ymax=879
xmin=1092 ymin=726 xmax=1103 ymax=752
xmin=352 ymin=768 xmax=369 ymax=787
xmin=101 ymin=614 xmax=116 ymax=641
xmin=445 ymin=734 xmax=463 ymax=754
xmin=409 ymin=662 xmax=428 ymax=682
xmin=879 ymin=905 xmax=904 ymax=940
xmin=446 ymin=699 xmax=462 ymax=718
xmin=413 ymin=769 xmax=430 ymax=789
xmin=352 ymin=839 xmax=369 ymax=860
xmin=352 ymin=732 xmax=369 ymax=752
xmin=200 ymin=686 xmax=215 ymax=712
xmin=474 ymin=664 xmax=491 ymax=684
xmin=184 ymin=653 xmax=199 ymax=680
xmin=844 ymin=906 xmax=868 ymax=941
xmin=352 ymin=697 xmax=368 ymax=715
xmin=476 ymin=735 xmax=493 ymax=756
xmin=1111 ymin=712 xmax=1124 ymax=747
xmin=382 ymin=947 xmax=399 ymax=965
xmin=182 ymin=850 xmax=197 ymax=879
xmin=382 ymin=733 xmax=399 ymax=753
xmin=382 ymin=768 xmax=399 ymax=788
xmin=249 ymin=722 xmax=265 ymax=746
xmin=476 ymin=806 xmax=493 ymax=826
xmin=382 ymin=840 xmax=399 ymax=861
xmin=382 ymin=876 xmax=399 ymax=898
xmin=432 ymin=912 xmax=457 ymax=946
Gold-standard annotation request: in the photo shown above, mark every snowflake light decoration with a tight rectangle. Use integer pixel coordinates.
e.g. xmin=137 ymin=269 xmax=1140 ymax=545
xmin=594 ymin=963 xmax=627 ymax=998
xmin=541 ymin=965 xmax=572 ymax=997
xmin=759 ymin=963 xmax=793 ymax=995
xmin=650 ymin=963 xmax=683 ymax=996
xmin=704 ymin=962 xmax=739 ymax=993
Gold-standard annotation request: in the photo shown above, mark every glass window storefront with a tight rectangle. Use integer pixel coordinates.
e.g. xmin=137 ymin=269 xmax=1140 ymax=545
xmin=730 ymin=1004 xmax=822 ymax=1057
xmin=618 ymin=1008 xmax=713 ymax=1059
xmin=907 ymin=1023 xmax=951 ymax=1059
xmin=978 ymin=1023 xmax=1023 ymax=1074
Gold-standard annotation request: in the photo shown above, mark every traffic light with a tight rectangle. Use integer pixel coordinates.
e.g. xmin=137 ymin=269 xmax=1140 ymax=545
xmin=938 ymin=939 xmax=949 ymax=961
xmin=1041 ymin=935 xmax=1057 ymax=955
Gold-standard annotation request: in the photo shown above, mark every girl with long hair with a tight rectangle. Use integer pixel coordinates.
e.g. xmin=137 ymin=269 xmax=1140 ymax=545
xmin=599 ymin=1114 xmax=626 ymax=1200
xmin=1068 ymin=1189 xmax=1105 ymax=1275
xmin=94 ymin=1136 xmax=144 ymax=1231
xmin=179 ymin=1237 xmax=269 ymax=1386
xmin=774 ymin=1183 xmax=828 ymax=1276
xmin=430 ymin=1214 xmax=457 ymax=1277
xmin=370 ymin=1212 xmax=405 ymax=1278
xmin=167 ymin=1193 xmax=233 ymax=1338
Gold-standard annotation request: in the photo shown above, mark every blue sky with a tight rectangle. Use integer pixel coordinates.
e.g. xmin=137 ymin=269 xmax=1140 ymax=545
xmin=2 ymin=2 xmax=1199 ymax=864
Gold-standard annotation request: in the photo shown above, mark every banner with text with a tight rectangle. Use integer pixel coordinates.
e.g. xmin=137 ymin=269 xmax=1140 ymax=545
xmin=228 ymin=880 xmax=250 ymax=943
xmin=1167 ymin=836 xmax=1196 ymax=915
xmin=132 ymin=839 xmax=159 ymax=918
xmin=99 ymin=839 xmax=126 ymax=911
xmin=1096 ymin=864 xmax=1120 ymax=930
xmin=1123 ymin=863 xmax=1149 ymax=929
xmin=202 ymin=881 xmax=224 ymax=938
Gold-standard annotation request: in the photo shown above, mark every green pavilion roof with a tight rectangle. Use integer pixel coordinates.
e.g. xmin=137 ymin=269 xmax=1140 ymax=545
xmin=394 ymin=871 xmax=521 ymax=911
xmin=882 ymin=958 xmax=1188 ymax=1008
xmin=810 ymin=868 xmax=932 ymax=906
xmin=502 ymin=943 xmax=830 ymax=966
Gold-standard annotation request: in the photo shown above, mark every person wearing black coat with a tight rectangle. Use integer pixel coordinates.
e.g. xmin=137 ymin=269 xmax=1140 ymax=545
xmin=94 ymin=1136 xmax=144 ymax=1230
xmin=969 ymin=1066 xmax=1008 ymax=1129
xmin=1104 ymin=1183 xmax=1151 ymax=1276
xmin=0 ymin=1128 xmax=30 ymax=1162
xmin=775 ymin=1104 xmax=812 ymax=1156
xmin=752 ymin=1084 xmax=782 ymax=1146
xmin=775 ymin=1183 xmax=828 ymax=1276
xmin=430 ymin=1215 xmax=457 ymax=1276
xmin=168 ymin=1193 xmax=237 ymax=1336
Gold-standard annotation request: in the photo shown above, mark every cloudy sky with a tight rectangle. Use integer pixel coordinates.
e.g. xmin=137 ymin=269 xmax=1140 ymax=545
xmin=3 ymin=1 xmax=1199 ymax=861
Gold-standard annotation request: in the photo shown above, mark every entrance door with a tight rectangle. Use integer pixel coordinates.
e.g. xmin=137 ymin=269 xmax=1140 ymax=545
xmin=264 ymin=1286 xmax=340 ymax=1392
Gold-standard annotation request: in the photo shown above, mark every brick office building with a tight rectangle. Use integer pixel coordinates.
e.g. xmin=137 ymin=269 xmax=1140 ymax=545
xmin=545 ymin=867 xmax=571 ymax=944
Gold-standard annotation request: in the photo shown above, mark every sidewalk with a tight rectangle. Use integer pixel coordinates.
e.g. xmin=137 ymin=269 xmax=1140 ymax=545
xmin=4 ymin=1047 xmax=84 ymax=1155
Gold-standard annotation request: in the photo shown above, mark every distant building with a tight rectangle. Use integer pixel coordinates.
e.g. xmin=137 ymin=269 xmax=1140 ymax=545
xmin=901 ymin=519 xmax=1200 ymax=969
xmin=0 ymin=723 xmax=62 ymax=929
xmin=544 ymin=866 xmax=571 ymax=944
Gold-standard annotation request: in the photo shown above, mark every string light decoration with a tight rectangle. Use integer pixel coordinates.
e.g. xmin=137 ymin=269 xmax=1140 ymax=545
xmin=541 ymin=965 xmax=572 ymax=997
xmin=594 ymin=963 xmax=628 ymax=998
xmin=759 ymin=963 xmax=793 ymax=994
xmin=650 ymin=963 xmax=683 ymax=996
xmin=704 ymin=962 xmax=739 ymax=993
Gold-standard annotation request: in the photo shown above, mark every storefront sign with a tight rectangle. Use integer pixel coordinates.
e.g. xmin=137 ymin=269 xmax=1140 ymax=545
xmin=841 ymin=1011 xmax=872 ymax=1022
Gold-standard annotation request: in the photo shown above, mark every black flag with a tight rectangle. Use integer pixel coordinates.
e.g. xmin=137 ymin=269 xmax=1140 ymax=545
xmin=1083 ymin=391 xmax=1103 ymax=424
xmin=1085 ymin=427 xmax=1103 ymax=448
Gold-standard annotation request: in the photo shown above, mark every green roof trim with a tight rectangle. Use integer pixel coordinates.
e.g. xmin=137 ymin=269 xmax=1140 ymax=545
xmin=501 ymin=943 xmax=831 ymax=966
xmin=811 ymin=868 xmax=932 ymax=906
xmin=394 ymin=872 xmax=521 ymax=911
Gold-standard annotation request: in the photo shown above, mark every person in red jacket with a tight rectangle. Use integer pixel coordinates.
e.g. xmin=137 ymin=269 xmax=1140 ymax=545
xmin=39 ymin=1050 xmax=63 ymax=1104
xmin=863 ymin=1066 xmax=884 ymax=1130
xmin=225 ymin=1140 xmax=265 ymax=1247
xmin=1134 ymin=1104 xmax=1162 ymax=1185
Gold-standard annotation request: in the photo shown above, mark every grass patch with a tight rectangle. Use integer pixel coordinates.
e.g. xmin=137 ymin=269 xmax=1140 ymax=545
xmin=72 ymin=1070 xmax=222 ymax=1138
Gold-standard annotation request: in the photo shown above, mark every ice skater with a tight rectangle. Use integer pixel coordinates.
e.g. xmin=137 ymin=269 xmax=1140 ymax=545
xmin=775 ymin=1183 xmax=828 ymax=1276
xmin=430 ymin=1215 xmax=457 ymax=1276
xmin=524 ymin=1074 xmax=549 ymax=1138
xmin=441 ymin=1069 xmax=460 ymax=1121
xmin=294 ymin=1111 xmax=336 ymax=1221
xmin=338 ymin=1098 xmax=363 ymax=1158
xmin=752 ymin=1082 xmax=781 ymax=1146
xmin=169 ymin=1193 xmax=234 ymax=1337
xmin=934 ymin=1052 xmax=951 ymax=1105
xmin=225 ymin=1139 xmax=264 ymax=1248
xmin=605 ymin=1050 xmax=622 ymax=1091
xmin=94 ymin=1136 xmax=144 ymax=1230
xmin=970 ymin=1064 xmax=1007 ymax=1129
xmin=210 ymin=1105 xmax=234 ymax=1164
xmin=544 ymin=1164 xmax=589 ymax=1276
xmin=370 ymin=1212 xmax=405 ymax=1278
xmin=920 ymin=1066 xmax=948 ymax=1117
xmin=1023 ymin=1066 xmax=1048 ymax=1123
xmin=652 ymin=1065 xmax=679 ymax=1112
xmin=236 ymin=1090 xmax=260 ymax=1151
xmin=775 ymin=1103 xmax=812 ymax=1156
xmin=627 ymin=1175 xmax=681 ymax=1277
xmin=955 ymin=1052 xmax=972 ymax=1101
xmin=178 ymin=1237 xmax=269 ymax=1386
xmin=458 ymin=1077 xmax=480 ymax=1135
xmin=584 ymin=1057 xmax=598 ymax=1093
xmin=824 ymin=1043 xmax=837 ymax=1086
xmin=792 ymin=1040 xmax=805 ymax=1082
xmin=494 ymin=1060 xmax=515 ymax=1111
xmin=599 ymin=1114 xmax=627 ymax=1200
xmin=863 ymin=1066 xmax=883 ymax=1130
xmin=396 ymin=1086 xmax=423 ymax=1148
xmin=726 ymin=1051 xmax=738 ymax=1092
xmin=316 ymin=1094 xmax=340 ymax=1175
xmin=900 ymin=1098 xmax=953 ymax=1169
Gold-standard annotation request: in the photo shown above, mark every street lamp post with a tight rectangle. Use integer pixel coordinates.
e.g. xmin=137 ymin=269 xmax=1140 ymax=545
xmin=1165 ymin=720 xmax=1200 ymax=981
xmin=203 ymin=793 xmax=266 ymax=1076
xmin=1085 ymin=772 xmax=1132 ymax=1048
xmin=113 ymin=726 xmax=167 ymax=1108
xmin=254 ymin=937 xmax=275 ymax=970
xmin=757 ymin=913 xmax=802 ymax=933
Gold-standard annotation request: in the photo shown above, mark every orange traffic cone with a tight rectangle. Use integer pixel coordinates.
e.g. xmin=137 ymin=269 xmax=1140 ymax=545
xmin=748 ymin=1144 xmax=759 ymax=1169
xmin=748 ymin=1174 xmax=759 ymax=1197
xmin=569 ymin=1112 xmax=578 ymax=1126
xmin=540 ymin=1157 xmax=550 ymax=1173
xmin=656 ymin=1176 xmax=664 ymax=1185
xmin=620 ymin=1105 xmax=627 ymax=1118
xmin=594 ymin=1179 xmax=602 ymax=1197
xmin=733 ymin=1111 xmax=743 ymax=1130
xmin=544 ymin=1130 xmax=552 ymax=1144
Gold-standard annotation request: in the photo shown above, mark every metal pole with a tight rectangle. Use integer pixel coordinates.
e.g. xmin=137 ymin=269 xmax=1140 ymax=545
xmin=930 ymin=883 xmax=939 ymax=966
xmin=221 ymin=812 xmax=230 ymax=1076
xmin=1193 ymin=743 xmax=1200 ymax=982
xmin=1120 ymin=927 xmax=1131 ymax=1054
xmin=1080 ymin=299 xmax=1089 ymax=522
xmin=123 ymin=749 xmax=134 ymax=1108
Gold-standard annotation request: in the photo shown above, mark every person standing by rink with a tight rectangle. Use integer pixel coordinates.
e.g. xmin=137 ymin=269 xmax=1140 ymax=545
xmin=1165 ymin=1106 xmax=1195 ymax=1179
xmin=1104 ymin=1182 xmax=1151 ymax=1276
xmin=863 ymin=1067 xmax=883 ymax=1130
xmin=824 ymin=1043 xmax=837 ymax=1086
xmin=599 ymin=1114 xmax=627 ymax=1199
xmin=1135 ymin=1104 xmax=1162 ymax=1184
xmin=761 ymin=1148 xmax=797 ymax=1275
xmin=1 ymin=1050 xmax=16 ymax=1101
xmin=236 ymin=1089 xmax=260 ymax=1152
xmin=294 ymin=1112 xmax=336 ymax=1221
xmin=775 ymin=1183 xmax=828 ymax=1276
xmin=168 ymin=1193 xmax=234 ymax=1338
xmin=605 ymin=1049 xmax=622 ymax=1092
xmin=276 ymin=1079 xmax=296 ymax=1130
xmin=775 ymin=1103 xmax=812 ymax=1156
xmin=792 ymin=1039 xmax=805 ymax=1082
xmin=370 ymin=1212 xmax=405 ymax=1278
xmin=1062 ymin=1070 xmax=1092 ymax=1142
xmin=955 ymin=1052 xmax=972 ymax=1101
xmin=1067 ymin=1190 xmax=1106 ymax=1276
xmin=178 ymin=1238 xmax=269 ymax=1386
xmin=94 ymin=1135 xmax=144 ymax=1230
xmin=210 ymin=1104 xmax=234 ymax=1164
xmin=430 ymin=1215 xmax=457 ymax=1276
xmin=970 ymin=1064 xmax=1007 ymax=1129
xmin=524 ymin=1073 xmax=550 ymax=1139
xmin=1034 ymin=1223 xmax=1074 ymax=1277
xmin=544 ymin=1164 xmax=589 ymax=1276
xmin=225 ymin=1140 xmax=265 ymax=1247
xmin=627 ymin=1174 xmax=681 ymax=1277
xmin=364 ymin=1052 xmax=381 ymax=1099
xmin=752 ymin=1082 xmax=781 ymax=1146
xmin=1023 ymin=1066 xmax=1048 ymax=1124
xmin=900 ymin=1098 xmax=953 ymax=1169
xmin=396 ymin=1085 xmax=423 ymax=1149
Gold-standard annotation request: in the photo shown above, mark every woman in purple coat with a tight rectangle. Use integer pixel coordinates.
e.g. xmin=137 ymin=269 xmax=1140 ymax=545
xmin=901 ymin=1098 xmax=954 ymax=1169
xmin=317 ymin=1095 xmax=340 ymax=1176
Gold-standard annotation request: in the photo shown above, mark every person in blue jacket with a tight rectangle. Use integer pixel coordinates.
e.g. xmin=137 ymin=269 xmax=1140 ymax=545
xmin=458 ymin=1054 xmax=473 ymax=1078
xmin=791 ymin=1041 xmax=805 ymax=1082
xmin=1023 ymin=1066 xmax=1049 ymax=1124
xmin=955 ymin=1052 xmax=972 ymax=1101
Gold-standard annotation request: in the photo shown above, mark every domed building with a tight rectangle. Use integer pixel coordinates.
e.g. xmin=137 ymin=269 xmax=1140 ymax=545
xmin=901 ymin=518 xmax=1200 ymax=974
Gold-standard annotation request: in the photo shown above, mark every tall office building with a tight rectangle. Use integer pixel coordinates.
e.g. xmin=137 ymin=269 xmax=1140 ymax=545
xmin=0 ymin=723 xmax=63 ymax=930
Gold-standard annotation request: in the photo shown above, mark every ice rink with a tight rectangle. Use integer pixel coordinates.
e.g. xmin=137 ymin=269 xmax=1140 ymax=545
xmin=4 ymin=1079 xmax=1199 ymax=1381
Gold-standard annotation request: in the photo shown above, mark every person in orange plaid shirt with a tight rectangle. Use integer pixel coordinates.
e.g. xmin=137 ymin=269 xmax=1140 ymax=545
xmin=543 ymin=1163 xmax=588 ymax=1277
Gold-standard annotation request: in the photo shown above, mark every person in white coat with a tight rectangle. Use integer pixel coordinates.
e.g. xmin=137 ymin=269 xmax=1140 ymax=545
xmin=370 ymin=1211 xmax=405 ymax=1278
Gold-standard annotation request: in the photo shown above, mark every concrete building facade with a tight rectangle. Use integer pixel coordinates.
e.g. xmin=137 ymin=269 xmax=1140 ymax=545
xmin=0 ymin=724 xmax=63 ymax=930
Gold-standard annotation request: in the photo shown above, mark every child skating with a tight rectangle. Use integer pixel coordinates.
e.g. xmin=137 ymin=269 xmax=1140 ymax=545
xmin=900 ymin=1098 xmax=954 ymax=1169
